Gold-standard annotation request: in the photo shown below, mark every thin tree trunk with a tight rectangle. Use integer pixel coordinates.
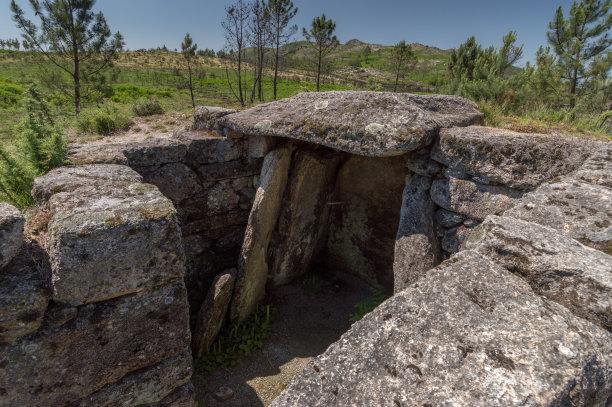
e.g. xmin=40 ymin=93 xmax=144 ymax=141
xmin=273 ymin=37 xmax=280 ymax=100
xmin=317 ymin=45 xmax=322 ymax=92
xmin=188 ymin=59 xmax=195 ymax=108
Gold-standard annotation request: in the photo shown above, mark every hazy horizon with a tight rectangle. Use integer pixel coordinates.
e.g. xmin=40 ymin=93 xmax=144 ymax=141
xmin=1 ymin=0 xmax=581 ymax=66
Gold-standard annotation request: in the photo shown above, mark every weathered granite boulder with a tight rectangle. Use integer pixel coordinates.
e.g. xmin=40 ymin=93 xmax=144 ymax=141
xmin=219 ymin=91 xmax=483 ymax=157
xmin=393 ymin=174 xmax=440 ymax=293
xmin=192 ymin=106 xmax=237 ymax=131
xmin=432 ymin=127 xmax=596 ymax=190
xmin=231 ymin=145 xmax=293 ymax=322
xmin=174 ymin=129 xmax=244 ymax=166
xmin=440 ymin=223 xmax=473 ymax=254
xmin=0 ymin=244 xmax=50 ymax=343
xmin=468 ymin=215 xmax=612 ymax=332
xmin=431 ymin=176 xmax=523 ymax=221
xmin=68 ymin=139 xmax=187 ymax=167
xmin=506 ymin=177 xmax=611 ymax=254
xmin=570 ymin=142 xmax=612 ymax=188
xmin=153 ymin=382 xmax=196 ymax=407
xmin=196 ymin=158 xmax=262 ymax=182
xmin=192 ymin=269 xmax=236 ymax=358
xmin=31 ymin=164 xmax=143 ymax=204
xmin=0 ymin=203 xmax=25 ymax=270
xmin=271 ymin=251 xmax=612 ymax=406
xmin=36 ymin=165 xmax=185 ymax=305
xmin=405 ymin=148 xmax=441 ymax=176
xmin=248 ymin=135 xmax=277 ymax=158
xmin=0 ymin=281 xmax=191 ymax=406
xmin=145 ymin=163 xmax=202 ymax=203
xmin=326 ymin=155 xmax=407 ymax=291
xmin=270 ymin=150 xmax=340 ymax=286
xmin=435 ymin=208 xmax=466 ymax=228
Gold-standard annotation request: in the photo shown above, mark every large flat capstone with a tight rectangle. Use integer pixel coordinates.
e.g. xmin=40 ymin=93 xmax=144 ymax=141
xmin=218 ymin=91 xmax=483 ymax=156
xmin=271 ymin=250 xmax=612 ymax=406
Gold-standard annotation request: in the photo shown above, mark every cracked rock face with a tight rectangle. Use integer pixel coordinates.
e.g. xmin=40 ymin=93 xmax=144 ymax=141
xmin=271 ymin=250 xmax=612 ymax=407
xmin=0 ymin=203 xmax=25 ymax=270
xmin=218 ymin=91 xmax=483 ymax=156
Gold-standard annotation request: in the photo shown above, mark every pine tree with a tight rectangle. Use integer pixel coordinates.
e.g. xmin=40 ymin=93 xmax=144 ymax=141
xmin=546 ymin=0 xmax=612 ymax=107
xmin=303 ymin=14 xmax=339 ymax=92
xmin=390 ymin=41 xmax=416 ymax=92
xmin=10 ymin=0 xmax=124 ymax=115
xmin=267 ymin=0 xmax=298 ymax=100
xmin=182 ymin=33 xmax=197 ymax=109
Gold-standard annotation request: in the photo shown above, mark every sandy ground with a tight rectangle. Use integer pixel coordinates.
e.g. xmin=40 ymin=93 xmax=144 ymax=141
xmin=194 ymin=268 xmax=375 ymax=407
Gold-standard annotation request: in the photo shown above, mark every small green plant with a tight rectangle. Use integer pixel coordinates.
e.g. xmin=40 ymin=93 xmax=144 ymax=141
xmin=78 ymin=105 xmax=133 ymax=135
xmin=132 ymin=96 xmax=164 ymax=116
xmin=0 ymin=84 xmax=67 ymax=208
xmin=194 ymin=304 xmax=275 ymax=376
xmin=349 ymin=289 xmax=389 ymax=324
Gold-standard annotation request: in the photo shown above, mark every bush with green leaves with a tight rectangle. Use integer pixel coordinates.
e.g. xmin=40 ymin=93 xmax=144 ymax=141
xmin=193 ymin=305 xmax=275 ymax=376
xmin=0 ymin=76 xmax=24 ymax=108
xmin=0 ymin=84 xmax=67 ymax=208
xmin=78 ymin=106 xmax=133 ymax=134
xmin=132 ymin=96 xmax=164 ymax=116
xmin=349 ymin=289 xmax=389 ymax=324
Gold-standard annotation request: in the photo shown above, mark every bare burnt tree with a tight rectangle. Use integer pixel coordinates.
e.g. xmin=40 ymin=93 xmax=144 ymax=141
xmin=222 ymin=0 xmax=250 ymax=107
xmin=248 ymin=0 xmax=270 ymax=103
xmin=267 ymin=0 xmax=297 ymax=100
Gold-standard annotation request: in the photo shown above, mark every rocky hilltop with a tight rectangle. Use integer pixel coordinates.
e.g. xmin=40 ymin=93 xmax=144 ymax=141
xmin=0 ymin=91 xmax=610 ymax=406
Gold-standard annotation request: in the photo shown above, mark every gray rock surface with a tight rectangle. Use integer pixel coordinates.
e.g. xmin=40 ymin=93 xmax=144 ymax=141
xmin=0 ymin=244 xmax=49 ymax=343
xmin=270 ymin=150 xmax=340 ymax=286
xmin=0 ymin=281 xmax=191 ymax=406
xmin=150 ymin=382 xmax=195 ymax=407
xmin=192 ymin=269 xmax=236 ymax=358
xmin=431 ymin=176 xmax=523 ymax=221
xmin=38 ymin=165 xmax=185 ymax=305
xmin=468 ymin=215 xmax=612 ymax=332
xmin=393 ymin=174 xmax=440 ymax=293
xmin=405 ymin=148 xmax=441 ymax=176
xmin=0 ymin=203 xmax=25 ymax=270
xmin=145 ymin=163 xmax=202 ymax=203
xmin=68 ymin=139 xmax=187 ymax=167
xmin=570 ymin=142 xmax=612 ymax=188
xmin=192 ymin=106 xmax=237 ymax=131
xmin=271 ymin=250 xmax=612 ymax=407
xmin=435 ymin=208 xmax=466 ymax=228
xmin=506 ymin=177 xmax=611 ymax=254
xmin=219 ymin=91 xmax=483 ymax=156
xmin=231 ymin=145 xmax=293 ymax=322
xmin=174 ymin=129 xmax=244 ymax=165
xmin=432 ymin=127 xmax=596 ymax=190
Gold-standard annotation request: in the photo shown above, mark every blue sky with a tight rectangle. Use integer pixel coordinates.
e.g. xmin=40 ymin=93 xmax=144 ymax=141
xmin=2 ymin=0 xmax=579 ymax=65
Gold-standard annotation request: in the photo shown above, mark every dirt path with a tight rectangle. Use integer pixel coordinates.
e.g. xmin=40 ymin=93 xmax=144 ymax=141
xmin=194 ymin=269 xmax=375 ymax=407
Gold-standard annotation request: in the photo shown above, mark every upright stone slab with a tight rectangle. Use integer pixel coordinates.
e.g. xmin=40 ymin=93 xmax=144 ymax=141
xmin=230 ymin=145 xmax=293 ymax=322
xmin=218 ymin=91 xmax=483 ymax=156
xmin=431 ymin=126 xmax=596 ymax=190
xmin=0 ymin=203 xmax=25 ymax=270
xmin=467 ymin=215 xmax=612 ymax=332
xmin=506 ymin=177 xmax=611 ymax=254
xmin=271 ymin=251 xmax=612 ymax=407
xmin=393 ymin=174 xmax=440 ymax=293
xmin=270 ymin=150 xmax=340 ymax=286
xmin=431 ymin=176 xmax=523 ymax=221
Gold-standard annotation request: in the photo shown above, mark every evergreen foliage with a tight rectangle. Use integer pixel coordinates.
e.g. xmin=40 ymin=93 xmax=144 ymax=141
xmin=181 ymin=33 xmax=197 ymax=108
xmin=303 ymin=14 xmax=339 ymax=91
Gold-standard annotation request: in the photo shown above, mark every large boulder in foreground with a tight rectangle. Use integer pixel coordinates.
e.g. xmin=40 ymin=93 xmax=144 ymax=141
xmin=218 ymin=91 xmax=483 ymax=156
xmin=432 ymin=126 xmax=596 ymax=190
xmin=271 ymin=251 xmax=612 ymax=406
xmin=0 ymin=203 xmax=25 ymax=270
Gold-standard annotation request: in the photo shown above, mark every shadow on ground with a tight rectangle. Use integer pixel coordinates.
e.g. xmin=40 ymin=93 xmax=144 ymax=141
xmin=193 ymin=267 xmax=375 ymax=406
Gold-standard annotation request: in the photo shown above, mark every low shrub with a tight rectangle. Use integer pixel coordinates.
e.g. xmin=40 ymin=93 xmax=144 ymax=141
xmin=78 ymin=107 xmax=133 ymax=135
xmin=0 ymin=76 xmax=24 ymax=108
xmin=132 ymin=96 xmax=164 ymax=116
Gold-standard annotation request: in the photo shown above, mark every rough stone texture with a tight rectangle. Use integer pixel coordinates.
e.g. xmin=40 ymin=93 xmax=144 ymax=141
xmin=248 ymin=135 xmax=278 ymax=158
xmin=39 ymin=165 xmax=185 ymax=305
xmin=270 ymin=150 xmax=340 ymax=286
xmin=192 ymin=269 xmax=236 ymax=358
xmin=505 ymin=177 xmax=611 ymax=254
xmin=231 ymin=145 xmax=293 ymax=322
xmin=570 ymin=142 xmax=612 ymax=188
xmin=174 ymin=129 xmax=245 ymax=166
xmin=431 ymin=176 xmax=523 ymax=221
xmin=435 ymin=208 xmax=466 ymax=228
xmin=31 ymin=164 xmax=143 ymax=205
xmin=440 ymin=224 xmax=473 ymax=254
xmin=0 ymin=281 xmax=191 ymax=406
xmin=146 ymin=163 xmax=202 ymax=203
xmin=392 ymin=174 xmax=440 ymax=293
xmin=326 ymin=155 xmax=407 ymax=291
xmin=68 ymin=139 xmax=187 ymax=167
xmin=0 ymin=244 xmax=49 ymax=343
xmin=271 ymin=251 xmax=612 ymax=407
xmin=432 ymin=126 xmax=596 ymax=190
xmin=405 ymin=148 xmax=441 ymax=176
xmin=192 ymin=106 xmax=237 ymax=132
xmin=219 ymin=91 xmax=483 ymax=157
xmin=467 ymin=215 xmax=612 ymax=332
xmin=72 ymin=351 xmax=192 ymax=407
xmin=149 ymin=382 xmax=195 ymax=407
xmin=0 ymin=203 xmax=25 ymax=270
xmin=196 ymin=158 xmax=262 ymax=182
